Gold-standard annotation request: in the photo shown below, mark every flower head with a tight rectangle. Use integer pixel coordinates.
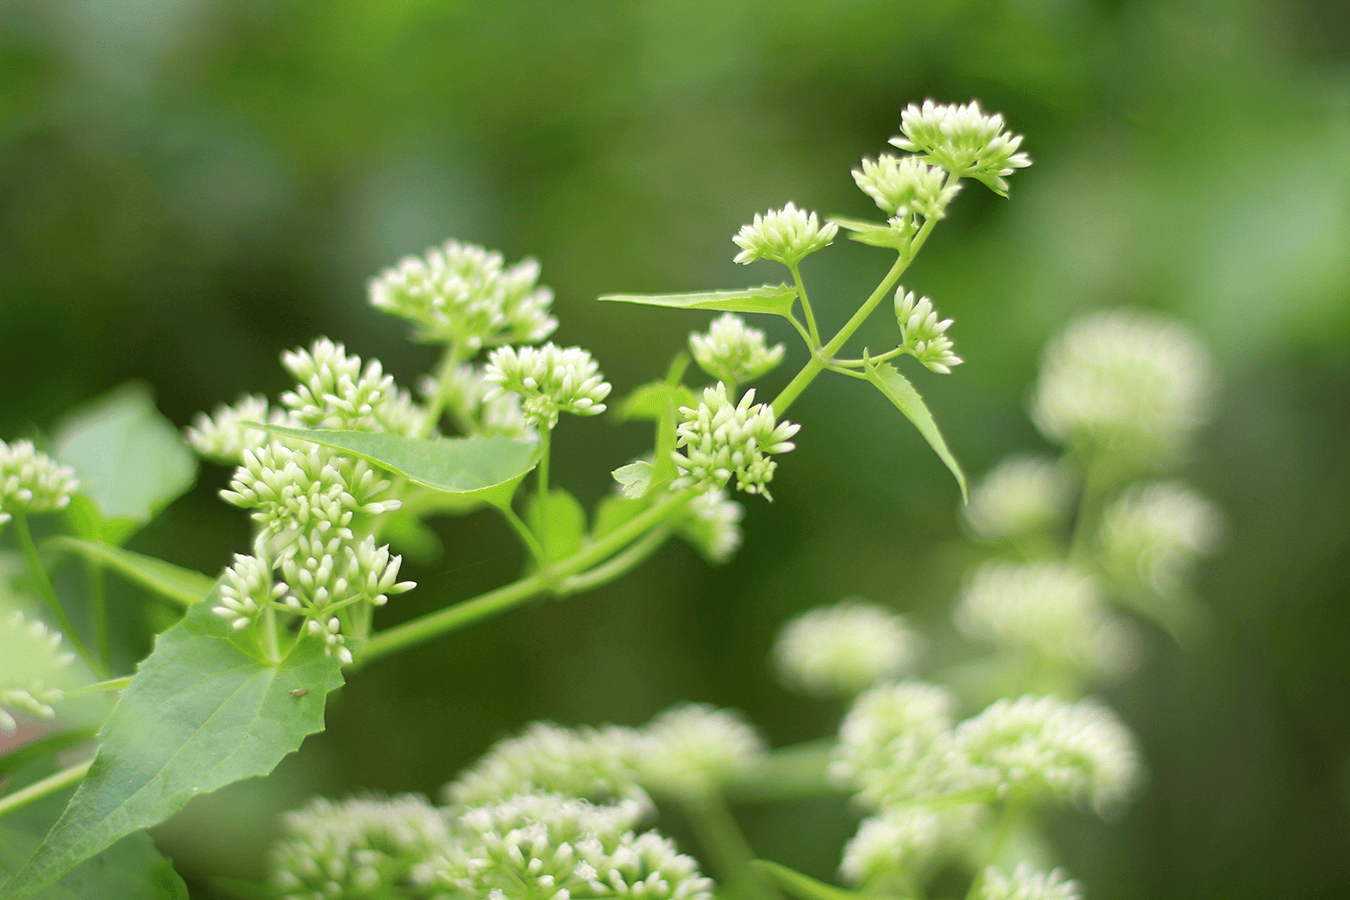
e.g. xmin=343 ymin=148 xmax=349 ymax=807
xmin=774 ymin=600 xmax=923 ymax=697
xmin=853 ymin=155 xmax=961 ymax=219
xmin=889 ymin=100 xmax=1031 ymax=195
xmin=677 ymin=489 xmax=745 ymax=563
xmin=978 ymin=863 xmax=1082 ymax=900
xmin=671 ymin=383 xmax=800 ymax=500
xmin=842 ymin=805 xmax=984 ymax=891
xmin=636 ymin=703 xmax=766 ymax=798
xmin=689 ymin=313 xmax=785 ymax=388
xmin=484 ymin=343 xmax=612 ymax=429
xmin=0 ymin=439 xmax=79 ymax=516
xmin=962 ymin=455 xmax=1073 ymax=542
xmin=185 ymin=395 xmax=278 ymax=464
xmin=369 ymin=240 xmax=557 ymax=350
xmin=831 ymin=681 xmax=963 ymax=807
xmin=1029 ymin=310 xmax=1216 ymax=464
xmin=895 ymin=289 xmax=961 ymax=373
xmin=1 ymin=610 xmax=78 ymax=734
xmin=280 ymin=338 xmax=421 ymax=436
xmin=732 ymin=202 xmax=837 ymax=266
xmin=1098 ymin=480 xmax=1224 ymax=594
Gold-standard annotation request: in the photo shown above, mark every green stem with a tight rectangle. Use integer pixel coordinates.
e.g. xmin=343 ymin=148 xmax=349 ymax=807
xmin=497 ymin=502 xmax=548 ymax=569
xmin=964 ymin=797 xmax=1023 ymax=900
xmin=0 ymin=758 xmax=93 ymax=819
xmin=722 ymin=738 xmax=837 ymax=803
xmin=557 ymin=526 xmax=671 ymax=596
xmin=831 ymin=345 xmax=909 ymax=367
xmin=680 ymin=793 xmax=782 ymax=900
xmin=354 ymin=489 xmax=695 ymax=667
xmin=417 ymin=342 xmax=467 ymax=440
xmin=11 ymin=512 xmax=102 ymax=676
xmin=788 ymin=261 xmax=821 ymax=349
xmin=772 ymin=215 xmax=937 ymax=416
xmin=534 ymin=427 xmax=553 ymax=562
xmin=59 ymin=675 xmax=133 ymax=698
xmin=259 ymin=606 xmax=282 ymax=666
xmin=87 ymin=557 xmax=110 ymax=673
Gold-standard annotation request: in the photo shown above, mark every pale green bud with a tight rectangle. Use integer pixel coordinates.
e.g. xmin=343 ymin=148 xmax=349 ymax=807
xmin=636 ymin=703 xmax=766 ymax=798
xmin=831 ymin=681 xmax=964 ymax=807
xmin=895 ymin=289 xmax=962 ymax=373
xmin=853 ymin=154 xmax=961 ymax=219
xmin=281 ymin=338 xmax=421 ymax=436
xmin=0 ymin=439 xmax=79 ymax=515
xmin=213 ymin=552 xmax=286 ymax=631
xmin=0 ymin=610 xmax=77 ymax=734
xmin=979 ymin=864 xmax=1082 ymax=900
xmin=842 ymin=805 xmax=985 ymax=891
xmin=185 ymin=394 xmax=277 ymax=464
xmin=889 ymin=99 xmax=1031 ymax=195
xmin=774 ymin=600 xmax=923 ymax=697
xmin=484 ymin=343 xmax=612 ymax=429
xmin=435 ymin=364 xmax=534 ymax=439
xmin=955 ymin=695 xmax=1142 ymax=814
xmin=677 ymin=488 xmax=744 ymax=563
xmin=1098 ymin=480 xmax=1223 ymax=594
xmin=962 ymin=455 xmax=1073 ymax=542
xmin=732 ymin=202 xmax=837 ymax=266
xmin=671 ymin=383 xmax=800 ymax=500
xmin=368 ymin=240 xmax=558 ymax=350
xmin=1030 ymin=310 xmax=1216 ymax=463
xmin=689 ymin=313 xmax=785 ymax=387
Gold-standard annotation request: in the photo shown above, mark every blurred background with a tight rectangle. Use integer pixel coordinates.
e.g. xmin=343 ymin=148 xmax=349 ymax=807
xmin=2 ymin=0 xmax=1348 ymax=897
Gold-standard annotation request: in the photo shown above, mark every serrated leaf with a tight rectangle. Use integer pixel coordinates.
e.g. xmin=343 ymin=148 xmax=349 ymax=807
xmin=0 ymin=762 xmax=189 ymax=900
xmin=255 ymin=425 xmax=540 ymax=510
xmin=827 ymin=216 xmax=911 ymax=250
xmin=52 ymin=384 xmax=198 ymax=546
xmin=599 ymin=284 xmax=797 ymax=317
xmin=48 ymin=538 xmax=213 ymax=608
xmin=3 ymin=594 xmax=344 ymax=897
xmin=617 ymin=382 xmax=698 ymax=423
xmin=750 ymin=860 xmax=868 ymax=900
xmin=863 ymin=360 xmax=967 ymax=500
xmin=611 ymin=461 xmax=655 ymax=499
xmin=525 ymin=489 xmax=587 ymax=562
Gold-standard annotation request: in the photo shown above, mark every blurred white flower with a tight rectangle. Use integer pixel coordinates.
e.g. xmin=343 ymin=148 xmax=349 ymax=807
xmin=773 ymin=599 xmax=923 ymax=697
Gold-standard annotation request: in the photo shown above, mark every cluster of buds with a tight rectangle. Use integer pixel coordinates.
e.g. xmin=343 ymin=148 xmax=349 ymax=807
xmin=773 ymin=599 xmax=923 ymax=697
xmin=0 ymin=610 xmax=77 ymax=733
xmin=852 ymin=154 xmax=961 ymax=220
xmin=0 ymin=438 xmax=79 ymax=520
xmin=368 ymin=240 xmax=558 ymax=351
xmin=894 ymin=288 xmax=962 ymax=373
xmin=671 ymin=383 xmax=799 ymax=500
xmin=961 ymin=455 xmax=1073 ymax=543
xmin=731 ymin=202 xmax=837 ymax=267
xmin=889 ymin=99 xmax=1032 ymax=195
xmin=484 ymin=342 xmax=612 ymax=430
xmin=688 ymin=313 xmax=785 ymax=389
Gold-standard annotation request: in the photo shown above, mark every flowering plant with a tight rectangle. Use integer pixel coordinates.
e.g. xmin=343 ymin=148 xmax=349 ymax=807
xmin=0 ymin=100 xmax=1213 ymax=900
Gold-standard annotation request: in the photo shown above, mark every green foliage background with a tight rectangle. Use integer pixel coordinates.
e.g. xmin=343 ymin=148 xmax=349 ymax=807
xmin=2 ymin=0 xmax=1348 ymax=897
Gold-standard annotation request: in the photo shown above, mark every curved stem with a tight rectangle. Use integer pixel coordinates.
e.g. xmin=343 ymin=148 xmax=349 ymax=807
xmin=680 ymin=793 xmax=782 ymax=900
xmin=787 ymin=262 xmax=821 ymax=349
xmin=831 ymin=345 xmax=908 ymax=367
xmin=354 ymin=489 xmax=695 ymax=667
xmin=497 ymin=502 xmax=548 ymax=569
xmin=0 ymin=758 xmax=92 ymax=819
xmin=557 ymin=526 xmax=671 ymax=596
xmin=417 ymin=342 xmax=467 ymax=440
xmin=11 ymin=513 xmax=102 ymax=676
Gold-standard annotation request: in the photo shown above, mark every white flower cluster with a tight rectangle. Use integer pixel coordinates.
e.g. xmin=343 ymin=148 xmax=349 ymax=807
xmin=368 ymin=240 xmax=558 ymax=350
xmin=0 ymin=610 xmax=77 ymax=733
xmin=841 ymin=804 xmax=985 ymax=892
xmin=832 ymin=683 xmax=1141 ymax=814
xmin=688 ymin=313 xmax=785 ymax=389
xmin=889 ymin=99 xmax=1032 ymax=195
xmin=853 ymin=155 xmax=961 ymax=220
xmin=443 ymin=721 xmax=649 ymax=811
xmin=962 ymin=456 xmax=1073 ymax=543
xmin=979 ymin=863 xmax=1082 ymax=900
xmin=634 ymin=703 xmax=767 ymax=799
xmin=676 ymin=489 xmax=745 ymax=564
xmin=429 ymin=793 xmax=713 ymax=900
xmin=436 ymin=363 xmax=533 ymax=439
xmin=1098 ymin=480 xmax=1224 ymax=594
xmin=894 ymin=289 xmax=962 ymax=373
xmin=0 ymin=438 xmax=79 ymax=517
xmin=1030 ymin=310 xmax=1216 ymax=463
xmin=773 ymin=600 xmax=923 ymax=697
xmin=732 ymin=202 xmax=837 ymax=267
xmin=193 ymin=341 xmax=419 ymax=664
xmin=955 ymin=561 xmax=1136 ymax=677
xmin=485 ymin=343 xmax=612 ymax=430
xmin=269 ymin=793 xmax=451 ymax=900
xmin=671 ymin=383 xmax=800 ymax=500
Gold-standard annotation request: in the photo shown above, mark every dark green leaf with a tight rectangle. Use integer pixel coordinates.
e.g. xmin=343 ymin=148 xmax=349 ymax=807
xmin=255 ymin=425 xmax=540 ymax=510
xmin=750 ymin=860 xmax=870 ymax=900
xmin=526 ymin=489 xmax=586 ymax=562
xmin=599 ymin=284 xmax=797 ymax=317
xmin=3 ymin=594 xmax=344 ymax=896
xmin=0 ymin=762 xmax=188 ymax=900
xmin=611 ymin=461 xmax=655 ymax=499
xmin=863 ymin=360 xmax=967 ymax=500
xmin=47 ymin=538 xmax=213 ymax=608
xmin=52 ymin=384 xmax=198 ymax=545
xmin=592 ymin=496 xmax=646 ymax=539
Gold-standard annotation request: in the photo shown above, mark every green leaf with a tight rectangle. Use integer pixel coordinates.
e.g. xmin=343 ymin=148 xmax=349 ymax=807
xmin=47 ymin=538 xmax=213 ymax=608
xmin=611 ymin=461 xmax=655 ymax=499
xmin=827 ymin=216 xmax=911 ymax=250
xmin=750 ymin=860 xmax=870 ymax=900
xmin=592 ymin=496 xmax=646 ymax=539
xmin=617 ymin=382 xmax=697 ymax=423
xmin=52 ymin=383 xmax=198 ymax=546
xmin=526 ymin=489 xmax=586 ymax=562
xmin=599 ymin=284 xmax=797 ymax=317
xmin=3 ymin=594 xmax=344 ymax=896
xmin=863 ymin=360 xmax=968 ymax=501
xmin=0 ymin=762 xmax=188 ymax=900
xmin=255 ymin=425 xmax=540 ymax=510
